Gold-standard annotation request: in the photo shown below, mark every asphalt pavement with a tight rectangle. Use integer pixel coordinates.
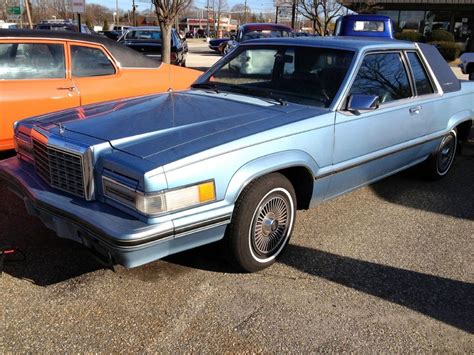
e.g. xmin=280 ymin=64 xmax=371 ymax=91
xmin=0 ymin=41 xmax=473 ymax=352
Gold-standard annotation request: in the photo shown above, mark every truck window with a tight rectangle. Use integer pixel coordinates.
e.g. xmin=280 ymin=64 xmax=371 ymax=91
xmin=350 ymin=52 xmax=412 ymax=104
xmin=407 ymin=52 xmax=434 ymax=96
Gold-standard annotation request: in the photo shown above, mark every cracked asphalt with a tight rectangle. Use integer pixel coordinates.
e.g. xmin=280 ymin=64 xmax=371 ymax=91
xmin=0 ymin=43 xmax=473 ymax=351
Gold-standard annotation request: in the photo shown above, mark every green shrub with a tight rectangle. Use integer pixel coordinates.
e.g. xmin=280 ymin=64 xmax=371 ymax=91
xmin=427 ymin=29 xmax=455 ymax=43
xmin=395 ymin=31 xmax=424 ymax=42
xmin=429 ymin=41 xmax=460 ymax=61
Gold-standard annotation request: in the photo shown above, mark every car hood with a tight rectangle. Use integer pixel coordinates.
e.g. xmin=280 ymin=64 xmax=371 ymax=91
xmin=30 ymin=91 xmax=329 ymax=166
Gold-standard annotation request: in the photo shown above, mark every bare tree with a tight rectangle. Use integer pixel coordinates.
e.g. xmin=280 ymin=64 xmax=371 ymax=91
xmin=230 ymin=3 xmax=250 ymax=25
xmin=298 ymin=0 xmax=343 ymax=36
xmin=151 ymin=0 xmax=192 ymax=64
xmin=216 ymin=0 xmax=228 ymax=35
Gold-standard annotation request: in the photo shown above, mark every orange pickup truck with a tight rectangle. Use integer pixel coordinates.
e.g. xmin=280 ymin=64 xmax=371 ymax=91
xmin=0 ymin=30 xmax=202 ymax=151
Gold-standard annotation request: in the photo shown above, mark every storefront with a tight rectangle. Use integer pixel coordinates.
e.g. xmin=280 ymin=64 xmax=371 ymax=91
xmin=339 ymin=1 xmax=474 ymax=42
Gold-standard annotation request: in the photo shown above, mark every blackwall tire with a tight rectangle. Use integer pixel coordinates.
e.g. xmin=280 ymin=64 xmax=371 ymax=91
xmin=224 ymin=173 xmax=296 ymax=272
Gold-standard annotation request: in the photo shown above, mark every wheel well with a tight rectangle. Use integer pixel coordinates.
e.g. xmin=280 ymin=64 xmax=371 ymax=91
xmin=466 ymin=62 xmax=474 ymax=74
xmin=277 ymin=166 xmax=314 ymax=210
xmin=456 ymin=120 xmax=473 ymax=141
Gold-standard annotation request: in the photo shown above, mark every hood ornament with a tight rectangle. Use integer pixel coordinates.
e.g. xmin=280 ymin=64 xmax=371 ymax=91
xmin=58 ymin=122 xmax=65 ymax=135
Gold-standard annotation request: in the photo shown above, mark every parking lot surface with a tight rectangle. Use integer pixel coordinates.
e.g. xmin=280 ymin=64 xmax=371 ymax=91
xmin=0 ymin=42 xmax=473 ymax=352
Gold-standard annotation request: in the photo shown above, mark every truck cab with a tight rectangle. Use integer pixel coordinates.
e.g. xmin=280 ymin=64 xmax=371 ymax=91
xmin=334 ymin=15 xmax=394 ymax=39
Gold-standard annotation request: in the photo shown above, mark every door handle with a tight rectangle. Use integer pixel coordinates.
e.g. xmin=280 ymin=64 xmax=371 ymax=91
xmin=409 ymin=106 xmax=422 ymax=115
xmin=57 ymin=86 xmax=76 ymax=91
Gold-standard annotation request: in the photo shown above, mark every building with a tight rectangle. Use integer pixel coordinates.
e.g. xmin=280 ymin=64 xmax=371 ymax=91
xmin=339 ymin=0 xmax=474 ymax=42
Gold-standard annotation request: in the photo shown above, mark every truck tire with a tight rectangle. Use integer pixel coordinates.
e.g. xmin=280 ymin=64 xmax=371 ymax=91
xmin=224 ymin=173 xmax=296 ymax=272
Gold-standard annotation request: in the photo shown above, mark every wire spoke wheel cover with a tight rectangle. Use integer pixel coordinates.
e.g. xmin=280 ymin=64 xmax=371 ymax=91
xmin=436 ymin=132 xmax=456 ymax=175
xmin=249 ymin=188 xmax=294 ymax=263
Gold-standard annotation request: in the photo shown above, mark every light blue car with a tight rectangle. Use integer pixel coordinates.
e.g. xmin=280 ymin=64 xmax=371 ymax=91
xmin=1 ymin=37 xmax=473 ymax=272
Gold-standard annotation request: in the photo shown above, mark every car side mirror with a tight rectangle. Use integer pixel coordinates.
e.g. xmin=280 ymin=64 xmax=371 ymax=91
xmin=347 ymin=94 xmax=380 ymax=113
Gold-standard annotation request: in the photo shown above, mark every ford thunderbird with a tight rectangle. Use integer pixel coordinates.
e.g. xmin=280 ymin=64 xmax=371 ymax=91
xmin=1 ymin=37 xmax=472 ymax=272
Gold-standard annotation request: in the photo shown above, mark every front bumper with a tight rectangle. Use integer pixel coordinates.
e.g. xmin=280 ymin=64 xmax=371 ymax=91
xmin=0 ymin=157 xmax=232 ymax=268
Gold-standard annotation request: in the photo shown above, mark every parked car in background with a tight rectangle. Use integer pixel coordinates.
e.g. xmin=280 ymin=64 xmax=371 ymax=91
xmin=112 ymin=25 xmax=130 ymax=36
xmin=0 ymin=30 xmax=201 ymax=151
xmin=118 ymin=27 xmax=188 ymax=66
xmin=98 ymin=30 xmax=122 ymax=41
xmin=35 ymin=20 xmax=93 ymax=34
xmin=459 ymin=52 xmax=474 ymax=80
xmin=209 ymin=37 xmax=229 ymax=52
xmin=224 ymin=23 xmax=293 ymax=54
xmin=334 ymin=15 xmax=394 ymax=38
xmin=2 ymin=37 xmax=471 ymax=272
xmin=0 ymin=21 xmax=17 ymax=29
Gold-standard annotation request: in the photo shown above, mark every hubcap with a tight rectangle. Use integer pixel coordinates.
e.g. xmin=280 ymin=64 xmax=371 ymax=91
xmin=252 ymin=195 xmax=290 ymax=256
xmin=437 ymin=134 xmax=456 ymax=174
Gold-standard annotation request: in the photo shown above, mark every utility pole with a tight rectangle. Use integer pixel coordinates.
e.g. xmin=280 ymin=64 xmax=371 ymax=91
xmin=291 ymin=0 xmax=296 ymax=29
xmin=116 ymin=0 xmax=119 ymax=25
xmin=275 ymin=6 xmax=278 ymax=24
xmin=132 ymin=0 xmax=137 ymax=26
xmin=243 ymin=0 xmax=247 ymax=24
xmin=24 ymin=0 xmax=33 ymax=29
xmin=206 ymin=0 xmax=209 ymax=36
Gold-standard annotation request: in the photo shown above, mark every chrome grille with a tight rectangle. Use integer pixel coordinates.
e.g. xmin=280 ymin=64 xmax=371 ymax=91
xmin=32 ymin=139 xmax=85 ymax=198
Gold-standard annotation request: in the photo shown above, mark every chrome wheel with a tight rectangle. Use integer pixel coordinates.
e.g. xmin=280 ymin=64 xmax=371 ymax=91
xmin=249 ymin=188 xmax=294 ymax=263
xmin=436 ymin=132 xmax=456 ymax=175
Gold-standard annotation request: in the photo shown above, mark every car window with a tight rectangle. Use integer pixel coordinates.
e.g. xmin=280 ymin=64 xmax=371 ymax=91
xmin=71 ymin=45 xmax=115 ymax=77
xmin=241 ymin=30 xmax=291 ymax=41
xmin=125 ymin=30 xmax=161 ymax=40
xmin=407 ymin=52 xmax=434 ymax=96
xmin=350 ymin=52 xmax=412 ymax=104
xmin=0 ymin=43 xmax=65 ymax=80
xmin=203 ymin=46 xmax=354 ymax=107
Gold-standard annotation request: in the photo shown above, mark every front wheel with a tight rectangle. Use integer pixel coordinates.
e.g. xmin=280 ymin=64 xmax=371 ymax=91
xmin=224 ymin=173 xmax=296 ymax=272
xmin=422 ymin=129 xmax=457 ymax=180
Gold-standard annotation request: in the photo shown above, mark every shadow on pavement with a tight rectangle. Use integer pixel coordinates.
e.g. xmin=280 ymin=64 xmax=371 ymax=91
xmin=371 ymin=141 xmax=474 ymax=221
xmin=280 ymin=244 xmax=474 ymax=333
xmin=0 ymin=186 xmax=104 ymax=286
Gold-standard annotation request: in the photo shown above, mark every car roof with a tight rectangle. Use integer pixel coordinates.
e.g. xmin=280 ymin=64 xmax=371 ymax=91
xmin=126 ymin=26 xmax=176 ymax=31
xmin=240 ymin=23 xmax=293 ymax=32
xmin=0 ymin=29 xmax=159 ymax=68
xmin=242 ymin=36 xmax=415 ymax=51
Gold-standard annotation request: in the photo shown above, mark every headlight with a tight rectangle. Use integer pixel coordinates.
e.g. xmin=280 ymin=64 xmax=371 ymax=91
xmin=103 ymin=177 xmax=216 ymax=216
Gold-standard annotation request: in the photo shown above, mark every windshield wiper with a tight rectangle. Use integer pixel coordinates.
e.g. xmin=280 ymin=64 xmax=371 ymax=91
xmin=222 ymin=85 xmax=288 ymax=106
xmin=190 ymin=82 xmax=220 ymax=93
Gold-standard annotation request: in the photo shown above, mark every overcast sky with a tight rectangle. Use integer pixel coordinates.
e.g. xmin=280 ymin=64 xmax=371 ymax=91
xmin=88 ymin=0 xmax=277 ymax=14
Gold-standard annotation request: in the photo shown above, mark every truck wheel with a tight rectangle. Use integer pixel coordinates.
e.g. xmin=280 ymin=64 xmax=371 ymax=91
xmin=422 ymin=129 xmax=457 ymax=180
xmin=225 ymin=173 xmax=296 ymax=272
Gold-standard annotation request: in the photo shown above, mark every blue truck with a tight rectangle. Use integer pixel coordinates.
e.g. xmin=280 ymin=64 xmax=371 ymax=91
xmin=335 ymin=14 xmax=394 ymax=38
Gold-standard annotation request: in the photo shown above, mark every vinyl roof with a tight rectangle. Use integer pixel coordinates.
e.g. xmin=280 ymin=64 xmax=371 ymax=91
xmin=242 ymin=36 xmax=416 ymax=51
xmin=0 ymin=29 xmax=159 ymax=68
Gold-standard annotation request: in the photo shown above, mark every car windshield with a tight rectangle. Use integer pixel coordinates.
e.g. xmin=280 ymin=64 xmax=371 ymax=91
xmin=195 ymin=46 xmax=354 ymax=108
xmin=125 ymin=30 xmax=161 ymax=40
xmin=242 ymin=29 xmax=291 ymax=41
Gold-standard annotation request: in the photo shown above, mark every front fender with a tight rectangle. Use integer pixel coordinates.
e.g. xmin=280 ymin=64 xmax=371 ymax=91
xmin=224 ymin=149 xmax=319 ymax=204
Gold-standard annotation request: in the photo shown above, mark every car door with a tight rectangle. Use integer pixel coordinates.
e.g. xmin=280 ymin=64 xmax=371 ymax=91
xmin=0 ymin=40 xmax=79 ymax=150
xmin=327 ymin=50 xmax=426 ymax=198
xmin=68 ymin=43 xmax=123 ymax=106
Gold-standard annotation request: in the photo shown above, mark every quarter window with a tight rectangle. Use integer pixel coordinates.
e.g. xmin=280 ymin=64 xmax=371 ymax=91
xmin=350 ymin=52 xmax=412 ymax=104
xmin=71 ymin=46 xmax=115 ymax=77
xmin=407 ymin=52 xmax=434 ymax=96
xmin=0 ymin=43 xmax=65 ymax=80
